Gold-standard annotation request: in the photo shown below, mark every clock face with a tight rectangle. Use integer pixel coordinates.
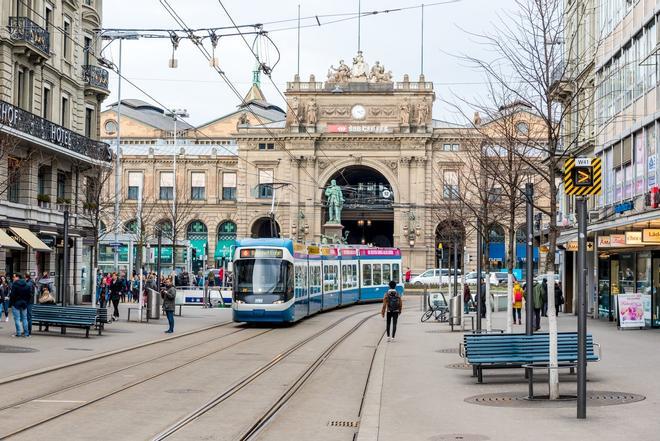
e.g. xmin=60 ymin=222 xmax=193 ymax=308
xmin=352 ymin=105 xmax=366 ymax=120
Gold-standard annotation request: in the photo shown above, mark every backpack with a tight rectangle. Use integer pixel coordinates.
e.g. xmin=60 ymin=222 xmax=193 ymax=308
xmin=514 ymin=287 xmax=523 ymax=303
xmin=386 ymin=290 xmax=401 ymax=312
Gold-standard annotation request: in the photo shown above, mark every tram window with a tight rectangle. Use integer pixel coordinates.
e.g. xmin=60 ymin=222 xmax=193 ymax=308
xmin=351 ymin=264 xmax=358 ymax=287
xmin=373 ymin=264 xmax=382 ymax=286
xmin=392 ymin=264 xmax=400 ymax=283
xmin=363 ymin=264 xmax=372 ymax=286
xmin=383 ymin=264 xmax=391 ymax=284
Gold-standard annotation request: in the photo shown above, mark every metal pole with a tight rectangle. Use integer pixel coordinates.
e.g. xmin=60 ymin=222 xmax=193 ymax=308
xmin=476 ymin=218 xmax=482 ymax=331
xmin=420 ymin=3 xmax=424 ymax=76
xmin=357 ymin=0 xmax=361 ymax=52
xmin=173 ymin=114 xmax=177 ymax=219
xmin=577 ymin=197 xmax=588 ymax=419
xmin=296 ymin=4 xmax=300 ymax=76
xmin=62 ymin=209 xmax=69 ymax=307
xmin=156 ymin=230 xmax=162 ymax=293
xmin=525 ymin=183 xmax=534 ymax=335
xmin=453 ymin=238 xmax=458 ymax=298
xmin=113 ymin=38 xmax=123 ymax=272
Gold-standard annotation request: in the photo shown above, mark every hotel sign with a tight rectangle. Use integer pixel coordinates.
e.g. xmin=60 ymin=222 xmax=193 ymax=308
xmin=642 ymin=229 xmax=660 ymax=243
xmin=326 ymin=124 xmax=393 ymax=134
xmin=0 ymin=100 xmax=111 ymax=162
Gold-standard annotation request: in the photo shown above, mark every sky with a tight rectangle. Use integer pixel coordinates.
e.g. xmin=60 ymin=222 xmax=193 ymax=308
xmin=102 ymin=0 xmax=518 ymax=126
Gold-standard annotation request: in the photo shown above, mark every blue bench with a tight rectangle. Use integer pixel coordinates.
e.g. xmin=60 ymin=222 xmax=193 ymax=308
xmin=460 ymin=332 xmax=600 ymax=383
xmin=32 ymin=305 xmax=100 ymax=338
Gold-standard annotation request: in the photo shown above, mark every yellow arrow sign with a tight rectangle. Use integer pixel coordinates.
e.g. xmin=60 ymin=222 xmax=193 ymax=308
xmin=576 ymin=169 xmax=592 ymax=185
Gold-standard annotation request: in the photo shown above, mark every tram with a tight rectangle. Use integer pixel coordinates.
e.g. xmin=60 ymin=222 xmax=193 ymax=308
xmin=231 ymin=238 xmax=403 ymax=323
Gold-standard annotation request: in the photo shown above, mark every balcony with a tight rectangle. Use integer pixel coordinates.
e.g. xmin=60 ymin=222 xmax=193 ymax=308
xmin=549 ymin=60 xmax=576 ymax=102
xmin=8 ymin=17 xmax=50 ymax=61
xmin=82 ymin=65 xmax=110 ymax=95
xmin=0 ymin=99 xmax=112 ymax=164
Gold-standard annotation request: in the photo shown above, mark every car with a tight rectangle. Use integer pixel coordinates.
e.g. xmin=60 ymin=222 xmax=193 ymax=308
xmin=522 ymin=273 xmax=561 ymax=291
xmin=465 ymin=271 xmax=486 ymax=285
xmin=489 ymin=272 xmax=516 ymax=286
xmin=410 ymin=269 xmax=462 ymax=286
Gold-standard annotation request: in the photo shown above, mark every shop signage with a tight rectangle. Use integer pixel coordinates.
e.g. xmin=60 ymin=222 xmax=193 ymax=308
xmin=625 ymin=231 xmax=643 ymax=245
xmin=642 ymin=229 xmax=660 ymax=243
xmin=610 ymin=234 xmax=626 ymax=246
xmin=617 ymin=293 xmax=645 ymax=328
xmin=597 ymin=236 xmax=611 ymax=248
xmin=614 ymin=201 xmax=634 ymax=214
xmin=565 ymin=241 xmax=593 ymax=252
xmin=648 ymin=155 xmax=657 ymax=189
xmin=326 ymin=124 xmax=393 ymax=134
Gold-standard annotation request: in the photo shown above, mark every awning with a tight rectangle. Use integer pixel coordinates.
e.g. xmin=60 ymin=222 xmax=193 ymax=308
xmin=214 ymin=240 xmax=235 ymax=259
xmin=9 ymin=227 xmax=52 ymax=252
xmin=0 ymin=229 xmax=24 ymax=250
xmin=189 ymin=239 xmax=207 ymax=258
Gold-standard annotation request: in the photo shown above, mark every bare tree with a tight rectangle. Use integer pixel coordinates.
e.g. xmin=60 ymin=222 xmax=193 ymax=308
xmin=458 ymin=0 xmax=600 ymax=399
xmin=122 ymin=195 xmax=160 ymax=275
xmin=159 ymin=185 xmax=197 ymax=272
xmin=0 ymin=129 xmax=38 ymax=200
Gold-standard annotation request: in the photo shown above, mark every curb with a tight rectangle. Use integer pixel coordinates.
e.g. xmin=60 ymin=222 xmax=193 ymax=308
xmin=356 ymin=336 xmax=387 ymax=441
xmin=0 ymin=321 xmax=230 ymax=385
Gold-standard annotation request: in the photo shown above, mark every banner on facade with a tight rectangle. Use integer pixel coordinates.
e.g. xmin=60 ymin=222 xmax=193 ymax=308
xmin=610 ymin=234 xmax=626 ymax=247
xmin=642 ymin=229 xmax=660 ymax=243
xmin=597 ymin=236 xmax=611 ymax=248
xmin=617 ymin=293 xmax=645 ymax=328
xmin=625 ymin=231 xmax=643 ymax=245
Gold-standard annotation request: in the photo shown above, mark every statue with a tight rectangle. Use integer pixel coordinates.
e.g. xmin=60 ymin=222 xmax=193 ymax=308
xmin=306 ymin=99 xmax=318 ymax=125
xmin=287 ymin=96 xmax=300 ymax=125
xmin=370 ymin=61 xmax=392 ymax=83
xmin=325 ymin=179 xmax=345 ymax=224
xmin=328 ymin=59 xmax=351 ymax=83
xmin=351 ymin=51 xmax=369 ymax=79
xmin=416 ymin=98 xmax=429 ymax=125
xmin=399 ymin=99 xmax=410 ymax=125
xmin=237 ymin=112 xmax=249 ymax=126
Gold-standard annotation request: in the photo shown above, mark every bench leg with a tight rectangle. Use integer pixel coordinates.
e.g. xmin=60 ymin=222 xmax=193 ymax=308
xmin=472 ymin=366 xmax=477 ymax=377
xmin=86 ymin=327 xmax=90 ymax=338
xmin=527 ymin=368 xmax=534 ymax=399
xmin=61 ymin=326 xmax=66 ymax=335
xmin=570 ymin=367 xmax=575 ymax=375
xmin=477 ymin=367 xmax=483 ymax=384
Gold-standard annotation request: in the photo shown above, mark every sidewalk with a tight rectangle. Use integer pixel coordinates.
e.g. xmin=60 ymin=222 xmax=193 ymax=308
xmin=358 ymin=308 xmax=660 ymax=441
xmin=0 ymin=303 xmax=231 ymax=380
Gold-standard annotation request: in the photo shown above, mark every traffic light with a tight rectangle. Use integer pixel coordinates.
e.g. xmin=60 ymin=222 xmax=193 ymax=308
xmin=533 ymin=213 xmax=542 ymax=232
xmin=192 ymin=248 xmax=197 ymax=259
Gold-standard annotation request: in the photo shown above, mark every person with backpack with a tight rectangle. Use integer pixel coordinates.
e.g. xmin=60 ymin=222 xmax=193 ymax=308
xmin=512 ymin=282 xmax=524 ymax=325
xmin=381 ymin=281 xmax=402 ymax=342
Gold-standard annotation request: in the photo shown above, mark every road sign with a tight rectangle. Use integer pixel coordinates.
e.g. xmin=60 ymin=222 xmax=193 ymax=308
xmin=563 ymin=157 xmax=602 ymax=196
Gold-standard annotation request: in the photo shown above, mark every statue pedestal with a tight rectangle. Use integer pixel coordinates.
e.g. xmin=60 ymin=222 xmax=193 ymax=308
xmin=306 ymin=123 xmax=317 ymax=133
xmin=400 ymin=124 xmax=410 ymax=134
xmin=323 ymin=223 xmax=344 ymax=244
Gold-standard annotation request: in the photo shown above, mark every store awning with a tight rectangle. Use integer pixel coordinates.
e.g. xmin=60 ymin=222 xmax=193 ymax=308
xmin=0 ymin=229 xmax=24 ymax=250
xmin=9 ymin=227 xmax=52 ymax=252
xmin=189 ymin=239 xmax=207 ymax=258
xmin=214 ymin=240 xmax=235 ymax=259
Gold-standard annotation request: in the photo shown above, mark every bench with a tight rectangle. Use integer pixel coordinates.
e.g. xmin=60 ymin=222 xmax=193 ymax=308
xmin=460 ymin=332 xmax=600 ymax=383
xmin=32 ymin=305 xmax=100 ymax=338
xmin=96 ymin=307 xmax=110 ymax=332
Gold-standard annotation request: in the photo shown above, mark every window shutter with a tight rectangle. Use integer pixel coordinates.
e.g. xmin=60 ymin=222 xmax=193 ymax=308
xmin=223 ymin=172 xmax=236 ymax=187
xmin=622 ymin=136 xmax=632 ymax=164
xmin=612 ymin=142 xmax=622 ymax=168
xmin=128 ymin=172 xmax=142 ymax=187
xmin=160 ymin=172 xmax=174 ymax=187
xmin=191 ymin=172 xmax=205 ymax=187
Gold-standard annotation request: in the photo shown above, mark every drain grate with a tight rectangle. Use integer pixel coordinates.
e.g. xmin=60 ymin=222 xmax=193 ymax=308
xmin=446 ymin=363 xmax=472 ymax=370
xmin=430 ymin=434 xmax=490 ymax=441
xmin=0 ymin=345 xmax=38 ymax=353
xmin=436 ymin=348 xmax=459 ymax=354
xmin=328 ymin=420 xmax=359 ymax=428
xmin=465 ymin=391 xmax=645 ymax=408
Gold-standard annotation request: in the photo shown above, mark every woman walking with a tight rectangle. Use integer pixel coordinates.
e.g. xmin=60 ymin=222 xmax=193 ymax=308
xmin=0 ymin=276 xmax=10 ymax=322
xmin=381 ymin=281 xmax=403 ymax=342
xmin=512 ymin=282 xmax=524 ymax=325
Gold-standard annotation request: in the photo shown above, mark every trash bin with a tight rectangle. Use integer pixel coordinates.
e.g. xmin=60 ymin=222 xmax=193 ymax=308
xmin=449 ymin=295 xmax=461 ymax=327
xmin=147 ymin=288 xmax=161 ymax=320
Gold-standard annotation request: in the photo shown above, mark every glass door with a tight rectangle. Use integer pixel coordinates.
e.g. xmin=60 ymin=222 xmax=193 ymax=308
xmin=598 ymin=257 xmax=611 ymax=319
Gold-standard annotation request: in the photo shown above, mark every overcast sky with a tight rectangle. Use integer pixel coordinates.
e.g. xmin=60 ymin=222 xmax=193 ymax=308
xmin=102 ymin=0 xmax=517 ymax=126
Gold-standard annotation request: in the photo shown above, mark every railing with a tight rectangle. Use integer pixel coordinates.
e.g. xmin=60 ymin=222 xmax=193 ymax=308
xmin=286 ymin=81 xmax=324 ymax=91
xmin=8 ymin=17 xmax=50 ymax=55
xmin=82 ymin=65 xmax=109 ymax=91
xmin=395 ymin=82 xmax=434 ymax=90
xmin=0 ymin=100 xmax=112 ymax=162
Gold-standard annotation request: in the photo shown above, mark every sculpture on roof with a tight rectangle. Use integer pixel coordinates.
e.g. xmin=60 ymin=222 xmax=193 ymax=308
xmin=326 ymin=52 xmax=392 ymax=83
xmin=416 ymin=97 xmax=429 ymax=125
xmin=306 ymin=99 xmax=318 ymax=125
xmin=237 ymin=112 xmax=249 ymax=126
xmin=351 ymin=51 xmax=369 ymax=79
xmin=370 ymin=61 xmax=392 ymax=83
xmin=327 ymin=59 xmax=351 ymax=83
xmin=399 ymin=98 xmax=411 ymax=125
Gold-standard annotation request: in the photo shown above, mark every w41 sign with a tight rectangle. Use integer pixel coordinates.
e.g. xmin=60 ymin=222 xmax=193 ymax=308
xmin=563 ymin=157 xmax=602 ymax=196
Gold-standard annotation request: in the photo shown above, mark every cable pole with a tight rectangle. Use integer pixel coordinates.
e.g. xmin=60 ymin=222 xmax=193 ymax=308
xmin=297 ymin=4 xmax=300 ymax=76
xmin=357 ymin=0 xmax=361 ymax=52
xmin=113 ymin=38 xmax=122 ymax=273
xmin=420 ymin=3 xmax=424 ymax=76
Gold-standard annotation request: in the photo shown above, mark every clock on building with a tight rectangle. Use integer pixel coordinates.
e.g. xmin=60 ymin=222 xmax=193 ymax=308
xmin=351 ymin=105 xmax=366 ymax=120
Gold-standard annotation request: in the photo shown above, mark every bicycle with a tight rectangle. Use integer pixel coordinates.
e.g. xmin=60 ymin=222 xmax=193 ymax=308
xmin=421 ymin=294 xmax=448 ymax=323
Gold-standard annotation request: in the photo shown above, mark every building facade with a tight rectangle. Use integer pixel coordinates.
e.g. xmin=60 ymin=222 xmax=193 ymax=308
xmin=103 ymin=55 xmax=547 ymax=278
xmin=0 ymin=0 xmax=111 ymax=303
xmin=559 ymin=0 xmax=660 ymax=327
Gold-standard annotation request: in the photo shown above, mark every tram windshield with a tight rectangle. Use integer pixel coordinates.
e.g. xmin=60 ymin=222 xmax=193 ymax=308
xmin=234 ymin=258 xmax=293 ymax=302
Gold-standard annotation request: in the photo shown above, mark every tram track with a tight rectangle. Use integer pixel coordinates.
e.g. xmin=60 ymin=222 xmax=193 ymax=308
xmin=152 ymin=310 xmax=374 ymax=440
xmin=0 ymin=326 xmax=273 ymax=440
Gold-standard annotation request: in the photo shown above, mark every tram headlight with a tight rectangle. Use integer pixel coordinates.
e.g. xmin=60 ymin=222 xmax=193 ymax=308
xmin=235 ymin=299 xmax=244 ymax=304
xmin=273 ymin=300 xmax=284 ymax=304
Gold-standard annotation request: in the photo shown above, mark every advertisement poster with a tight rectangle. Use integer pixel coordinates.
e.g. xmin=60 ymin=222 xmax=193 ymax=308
xmin=642 ymin=294 xmax=652 ymax=327
xmin=617 ymin=293 xmax=645 ymax=328
xmin=648 ymin=154 xmax=657 ymax=189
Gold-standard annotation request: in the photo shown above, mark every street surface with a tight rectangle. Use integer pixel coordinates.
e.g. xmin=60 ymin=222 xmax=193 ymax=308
xmin=0 ymin=301 xmax=657 ymax=440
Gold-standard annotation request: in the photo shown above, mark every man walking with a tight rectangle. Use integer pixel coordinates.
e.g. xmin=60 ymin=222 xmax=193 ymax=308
xmin=532 ymin=279 xmax=545 ymax=331
xmin=381 ymin=281 xmax=402 ymax=342
xmin=109 ymin=273 xmax=122 ymax=321
xmin=24 ymin=273 xmax=35 ymax=334
xmin=9 ymin=274 xmax=31 ymax=337
xmin=162 ymin=278 xmax=176 ymax=333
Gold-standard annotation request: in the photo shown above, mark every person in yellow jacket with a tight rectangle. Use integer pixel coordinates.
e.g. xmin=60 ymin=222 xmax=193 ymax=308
xmin=512 ymin=282 xmax=524 ymax=325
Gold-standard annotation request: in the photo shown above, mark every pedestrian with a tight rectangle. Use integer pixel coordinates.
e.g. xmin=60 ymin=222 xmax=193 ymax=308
xmin=130 ymin=275 xmax=139 ymax=303
xmin=24 ymin=273 xmax=35 ymax=334
xmin=479 ymin=278 xmax=487 ymax=319
xmin=0 ymin=276 xmax=10 ymax=322
xmin=532 ymin=280 xmax=544 ymax=331
xmin=405 ymin=267 xmax=412 ymax=283
xmin=109 ymin=273 xmax=122 ymax=321
xmin=381 ymin=281 xmax=402 ymax=342
xmin=541 ymin=278 xmax=548 ymax=317
xmin=38 ymin=271 xmax=54 ymax=294
xmin=554 ymin=282 xmax=564 ymax=316
xmin=8 ymin=274 xmax=31 ymax=337
xmin=218 ymin=267 xmax=224 ymax=286
xmin=161 ymin=277 xmax=176 ymax=333
xmin=512 ymin=281 xmax=524 ymax=325
xmin=98 ymin=278 xmax=107 ymax=308
xmin=463 ymin=283 xmax=472 ymax=314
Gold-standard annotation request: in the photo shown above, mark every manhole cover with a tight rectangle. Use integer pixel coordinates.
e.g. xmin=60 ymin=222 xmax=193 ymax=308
xmin=436 ymin=348 xmax=459 ymax=354
xmin=165 ymin=388 xmax=203 ymax=394
xmin=446 ymin=363 xmax=472 ymax=370
xmin=65 ymin=348 xmax=94 ymax=351
xmin=328 ymin=420 xmax=359 ymax=428
xmin=430 ymin=435 xmax=489 ymax=441
xmin=465 ymin=391 xmax=645 ymax=408
xmin=0 ymin=345 xmax=39 ymax=353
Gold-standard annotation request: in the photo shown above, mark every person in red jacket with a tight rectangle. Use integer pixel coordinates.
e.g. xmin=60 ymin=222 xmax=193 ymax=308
xmin=405 ymin=267 xmax=412 ymax=283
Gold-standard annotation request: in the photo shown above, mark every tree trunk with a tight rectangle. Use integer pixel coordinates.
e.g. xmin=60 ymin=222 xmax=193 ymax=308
xmin=506 ymin=214 xmax=515 ymax=333
xmin=546 ymin=159 xmax=559 ymax=400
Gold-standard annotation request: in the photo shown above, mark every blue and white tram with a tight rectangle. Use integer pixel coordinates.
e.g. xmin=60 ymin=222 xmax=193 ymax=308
xmin=231 ymin=238 xmax=403 ymax=323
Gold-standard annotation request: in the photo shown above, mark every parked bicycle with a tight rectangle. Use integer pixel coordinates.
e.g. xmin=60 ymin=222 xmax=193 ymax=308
xmin=421 ymin=292 xmax=448 ymax=323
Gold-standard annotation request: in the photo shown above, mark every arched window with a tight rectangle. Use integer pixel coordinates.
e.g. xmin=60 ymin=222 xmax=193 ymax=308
xmin=155 ymin=219 xmax=173 ymax=238
xmin=218 ymin=221 xmax=237 ymax=241
xmin=216 ymin=221 xmax=237 ymax=261
xmin=186 ymin=220 xmax=208 ymax=240
xmin=487 ymin=223 xmax=506 ymax=271
xmin=124 ymin=219 xmax=138 ymax=234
